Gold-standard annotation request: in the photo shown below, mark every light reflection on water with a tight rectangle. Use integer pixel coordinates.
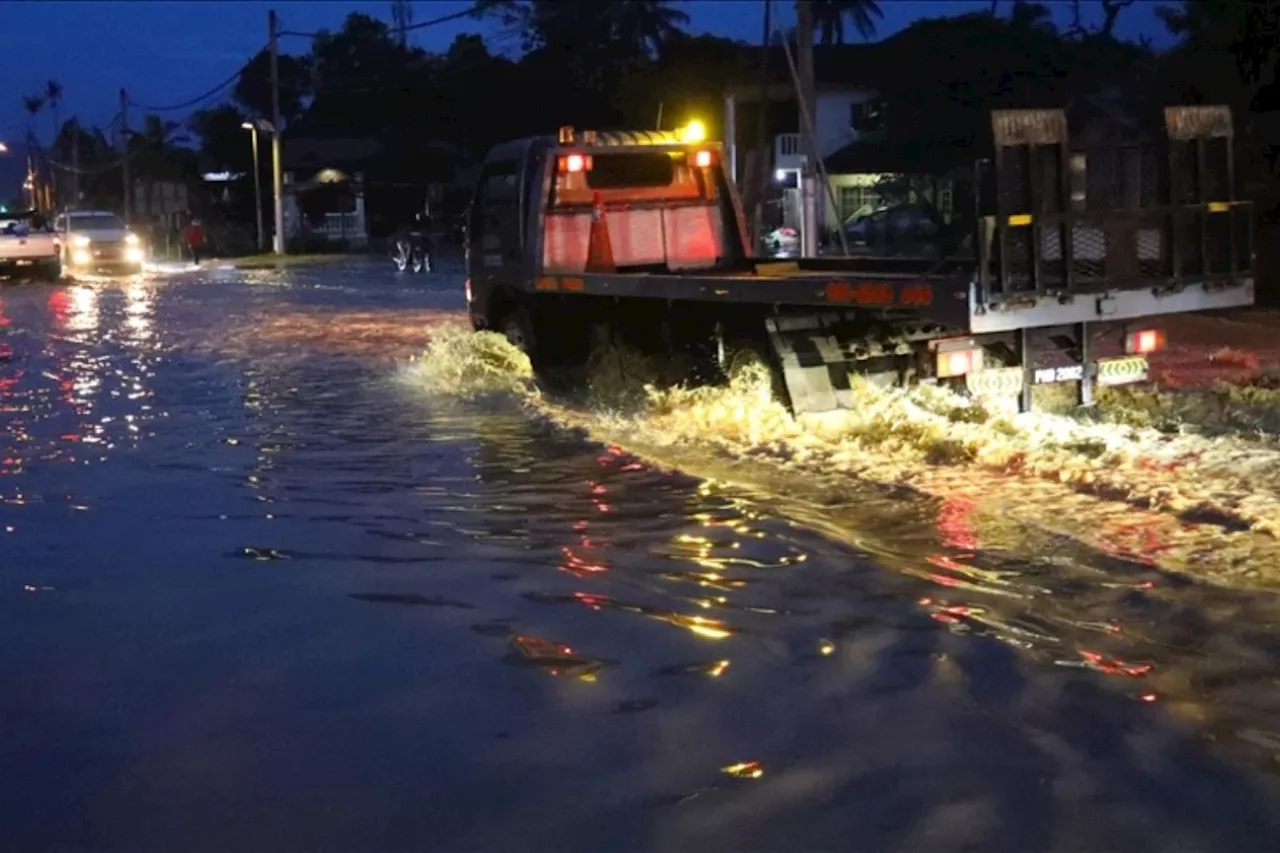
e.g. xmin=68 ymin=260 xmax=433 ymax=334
xmin=1 ymin=269 xmax=1280 ymax=851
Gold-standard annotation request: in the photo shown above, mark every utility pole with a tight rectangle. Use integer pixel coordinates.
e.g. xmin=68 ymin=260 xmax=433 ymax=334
xmin=120 ymin=88 xmax=131 ymax=223
xmin=269 ymin=9 xmax=285 ymax=254
xmin=250 ymin=124 xmax=265 ymax=252
xmin=71 ymin=119 xmax=80 ymax=209
xmin=752 ymin=0 xmax=772 ymax=250
xmin=25 ymin=148 xmax=36 ymax=211
xmin=796 ymin=1 xmax=818 ymax=258
xmin=391 ymin=0 xmax=413 ymax=47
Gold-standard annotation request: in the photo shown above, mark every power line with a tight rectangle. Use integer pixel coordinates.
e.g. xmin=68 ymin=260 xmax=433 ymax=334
xmin=38 ymin=119 xmax=191 ymax=177
xmin=129 ymin=47 xmax=266 ymax=113
xmin=278 ymin=3 xmax=482 ymax=41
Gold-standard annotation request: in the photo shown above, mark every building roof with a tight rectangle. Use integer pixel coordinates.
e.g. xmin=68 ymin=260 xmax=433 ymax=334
xmin=823 ymin=139 xmax=960 ymax=177
xmin=282 ymin=137 xmax=383 ymax=173
xmin=283 ymin=134 xmax=466 ymax=185
xmin=824 ymin=90 xmax=1158 ymax=177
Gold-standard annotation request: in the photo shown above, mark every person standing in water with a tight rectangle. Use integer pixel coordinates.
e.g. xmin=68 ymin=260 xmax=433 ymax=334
xmin=185 ymin=217 xmax=206 ymax=265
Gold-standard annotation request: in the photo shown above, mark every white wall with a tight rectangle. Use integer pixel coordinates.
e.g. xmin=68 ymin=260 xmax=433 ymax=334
xmin=812 ymin=89 xmax=876 ymax=159
xmin=808 ymin=88 xmax=876 ymax=231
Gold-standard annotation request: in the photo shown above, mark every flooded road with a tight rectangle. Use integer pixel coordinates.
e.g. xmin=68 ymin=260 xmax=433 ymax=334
xmin=4 ymin=259 xmax=1280 ymax=852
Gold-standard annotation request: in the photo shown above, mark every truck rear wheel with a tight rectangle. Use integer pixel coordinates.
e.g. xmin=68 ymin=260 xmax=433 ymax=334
xmin=723 ymin=338 xmax=787 ymax=403
xmin=33 ymin=258 xmax=61 ymax=283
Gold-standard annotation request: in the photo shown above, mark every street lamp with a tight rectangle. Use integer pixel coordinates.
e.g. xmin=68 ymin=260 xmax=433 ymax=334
xmin=241 ymin=121 xmax=264 ymax=252
xmin=241 ymin=120 xmax=275 ymax=253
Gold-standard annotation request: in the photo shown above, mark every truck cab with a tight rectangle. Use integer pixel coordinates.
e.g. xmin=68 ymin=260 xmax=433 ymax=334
xmin=465 ymin=128 xmax=750 ymax=349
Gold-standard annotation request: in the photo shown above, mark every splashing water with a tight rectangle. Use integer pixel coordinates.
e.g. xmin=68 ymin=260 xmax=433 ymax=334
xmin=400 ymin=325 xmax=536 ymax=398
xmin=402 ymin=328 xmax=1280 ymax=587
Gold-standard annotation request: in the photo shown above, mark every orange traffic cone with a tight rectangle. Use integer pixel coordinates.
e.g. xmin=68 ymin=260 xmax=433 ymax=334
xmin=585 ymin=191 xmax=615 ymax=273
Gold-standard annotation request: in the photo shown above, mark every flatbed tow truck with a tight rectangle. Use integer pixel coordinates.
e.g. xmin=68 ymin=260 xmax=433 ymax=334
xmin=464 ymin=106 xmax=1255 ymax=415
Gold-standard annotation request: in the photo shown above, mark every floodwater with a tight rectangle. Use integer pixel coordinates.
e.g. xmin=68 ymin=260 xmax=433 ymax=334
xmin=4 ymin=259 xmax=1280 ymax=852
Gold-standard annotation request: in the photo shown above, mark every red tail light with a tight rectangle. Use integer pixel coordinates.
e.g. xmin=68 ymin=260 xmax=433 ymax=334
xmin=558 ymin=153 xmax=592 ymax=173
xmin=937 ymin=347 xmax=982 ymax=378
xmin=693 ymin=150 xmax=714 ymax=168
xmin=1126 ymin=328 xmax=1166 ymax=355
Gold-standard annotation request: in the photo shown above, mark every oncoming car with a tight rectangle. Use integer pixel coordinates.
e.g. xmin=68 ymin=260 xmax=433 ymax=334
xmin=54 ymin=210 xmax=145 ymax=276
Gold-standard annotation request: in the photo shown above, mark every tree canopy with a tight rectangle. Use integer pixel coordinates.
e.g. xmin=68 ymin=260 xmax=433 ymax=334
xmin=20 ymin=0 xmax=1280 ymax=219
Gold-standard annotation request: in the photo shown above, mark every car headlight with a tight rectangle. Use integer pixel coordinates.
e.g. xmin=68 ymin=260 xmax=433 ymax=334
xmin=125 ymin=233 xmax=140 ymax=246
xmin=72 ymin=250 xmax=91 ymax=265
xmin=72 ymin=235 xmax=91 ymax=248
xmin=124 ymin=247 xmax=144 ymax=264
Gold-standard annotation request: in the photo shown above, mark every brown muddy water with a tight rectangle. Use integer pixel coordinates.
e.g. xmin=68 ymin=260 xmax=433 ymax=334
xmin=3 ymin=259 xmax=1280 ymax=852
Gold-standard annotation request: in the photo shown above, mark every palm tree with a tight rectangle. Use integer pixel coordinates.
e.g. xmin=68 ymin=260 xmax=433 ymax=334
xmin=810 ymin=0 xmax=883 ymax=44
xmin=612 ymin=0 xmax=691 ymax=56
xmin=44 ymin=80 xmax=63 ymax=150
xmin=22 ymin=95 xmax=44 ymax=136
xmin=21 ymin=95 xmax=45 ymax=208
xmin=501 ymin=0 xmax=689 ymax=90
xmin=492 ymin=1 xmax=689 ymax=60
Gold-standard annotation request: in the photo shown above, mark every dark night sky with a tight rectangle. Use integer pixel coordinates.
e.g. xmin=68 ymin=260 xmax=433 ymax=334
xmin=0 ymin=0 xmax=1172 ymax=190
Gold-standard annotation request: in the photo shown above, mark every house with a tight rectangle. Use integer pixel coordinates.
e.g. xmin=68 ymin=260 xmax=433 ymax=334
xmin=723 ymin=41 xmax=1171 ymax=245
xmin=281 ymin=133 xmax=468 ymax=249
xmin=723 ymin=42 xmax=923 ymax=239
xmin=281 ymin=137 xmax=379 ymax=248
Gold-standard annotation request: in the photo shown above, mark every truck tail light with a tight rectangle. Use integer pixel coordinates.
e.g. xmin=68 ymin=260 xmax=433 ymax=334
xmin=558 ymin=154 xmax=593 ymax=173
xmin=1126 ymin=328 xmax=1165 ymax=355
xmin=693 ymin=150 xmax=714 ymax=168
xmin=937 ymin=347 xmax=983 ymax=379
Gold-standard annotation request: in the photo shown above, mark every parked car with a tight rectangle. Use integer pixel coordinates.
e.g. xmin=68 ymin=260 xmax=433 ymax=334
xmin=841 ymin=202 xmax=950 ymax=258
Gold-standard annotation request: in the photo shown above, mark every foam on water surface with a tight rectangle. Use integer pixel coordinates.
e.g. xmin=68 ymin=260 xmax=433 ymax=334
xmin=401 ymin=326 xmax=1280 ymax=588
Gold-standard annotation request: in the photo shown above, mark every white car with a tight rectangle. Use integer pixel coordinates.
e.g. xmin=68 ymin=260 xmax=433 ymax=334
xmin=0 ymin=212 xmax=61 ymax=281
xmin=54 ymin=210 xmax=145 ymax=276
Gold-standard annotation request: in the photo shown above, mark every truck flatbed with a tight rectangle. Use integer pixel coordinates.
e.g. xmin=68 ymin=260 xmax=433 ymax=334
xmin=527 ymin=252 xmax=1251 ymax=338
xmin=466 ymin=107 xmax=1257 ymax=415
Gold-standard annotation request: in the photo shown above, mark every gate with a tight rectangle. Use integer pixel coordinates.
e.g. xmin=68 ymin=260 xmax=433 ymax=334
xmin=977 ymin=105 xmax=1254 ymax=304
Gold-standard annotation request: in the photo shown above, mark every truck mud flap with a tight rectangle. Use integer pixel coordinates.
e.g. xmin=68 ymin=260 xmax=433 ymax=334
xmin=764 ymin=313 xmax=925 ymax=415
xmin=766 ymin=316 xmax=857 ymax=414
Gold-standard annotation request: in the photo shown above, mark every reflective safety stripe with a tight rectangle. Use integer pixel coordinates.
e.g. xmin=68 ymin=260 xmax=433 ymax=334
xmin=594 ymin=130 xmax=682 ymax=146
xmin=1096 ymin=356 xmax=1148 ymax=386
xmin=966 ymin=367 xmax=1023 ymax=398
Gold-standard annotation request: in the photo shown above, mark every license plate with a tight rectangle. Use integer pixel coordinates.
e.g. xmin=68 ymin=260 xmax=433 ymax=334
xmin=1033 ymin=364 xmax=1084 ymax=384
